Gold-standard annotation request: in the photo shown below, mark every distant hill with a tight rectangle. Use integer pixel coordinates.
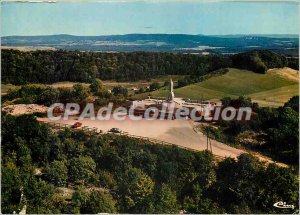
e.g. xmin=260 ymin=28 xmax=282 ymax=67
xmin=2 ymin=34 xmax=299 ymax=56
xmin=135 ymin=68 xmax=299 ymax=107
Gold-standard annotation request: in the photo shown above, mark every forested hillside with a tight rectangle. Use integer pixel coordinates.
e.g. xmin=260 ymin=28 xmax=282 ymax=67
xmin=1 ymin=50 xmax=230 ymax=84
xmin=208 ymin=96 xmax=299 ymax=165
xmin=2 ymin=49 xmax=297 ymax=85
xmin=2 ymin=114 xmax=298 ymax=214
xmin=231 ymin=50 xmax=298 ymax=73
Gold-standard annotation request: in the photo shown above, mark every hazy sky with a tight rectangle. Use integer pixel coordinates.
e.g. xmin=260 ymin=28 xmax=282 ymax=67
xmin=1 ymin=0 xmax=299 ymax=36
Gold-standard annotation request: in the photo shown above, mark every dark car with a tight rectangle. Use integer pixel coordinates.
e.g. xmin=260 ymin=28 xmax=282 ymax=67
xmin=109 ymin=128 xmax=121 ymax=133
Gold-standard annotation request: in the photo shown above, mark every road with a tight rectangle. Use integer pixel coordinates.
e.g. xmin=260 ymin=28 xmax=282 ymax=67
xmin=39 ymin=116 xmax=287 ymax=166
xmin=43 ymin=116 xmax=243 ymax=158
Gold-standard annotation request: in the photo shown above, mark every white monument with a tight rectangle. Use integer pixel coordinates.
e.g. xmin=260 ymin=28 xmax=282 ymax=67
xmin=169 ymin=79 xmax=175 ymax=102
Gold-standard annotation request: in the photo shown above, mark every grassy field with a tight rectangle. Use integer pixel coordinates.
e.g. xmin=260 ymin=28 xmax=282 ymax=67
xmin=248 ymin=84 xmax=299 ymax=107
xmin=134 ymin=68 xmax=299 ymax=107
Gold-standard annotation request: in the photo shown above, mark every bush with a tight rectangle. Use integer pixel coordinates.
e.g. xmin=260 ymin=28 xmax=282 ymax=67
xmin=149 ymin=82 xmax=161 ymax=91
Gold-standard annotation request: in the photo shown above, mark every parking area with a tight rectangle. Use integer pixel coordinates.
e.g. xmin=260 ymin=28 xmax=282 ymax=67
xmin=41 ymin=116 xmax=245 ymax=158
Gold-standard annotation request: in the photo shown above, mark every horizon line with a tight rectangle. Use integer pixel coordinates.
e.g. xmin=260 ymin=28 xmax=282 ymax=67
xmin=2 ymin=0 xmax=299 ymax=3
xmin=3 ymin=33 xmax=299 ymax=37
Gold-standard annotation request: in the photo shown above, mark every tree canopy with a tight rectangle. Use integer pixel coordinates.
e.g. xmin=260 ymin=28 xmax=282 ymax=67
xmin=1 ymin=113 xmax=298 ymax=214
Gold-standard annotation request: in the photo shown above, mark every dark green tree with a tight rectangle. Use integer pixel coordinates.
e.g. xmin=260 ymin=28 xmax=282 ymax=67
xmin=45 ymin=160 xmax=68 ymax=186
xmin=89 ymin=79 xmax=104 ymax=95
xmin=84 ymin=190 xmax=117 ymax=214
xmin=112 ymin=86 xmax=128 ymax=97
xmin=284 ymin=96 xmax=299 ymax=112
xmin=150 ymin=82 xmax=160 ymax=91
xmin=154 ymin=184 xmax=178 ymax=213
xmin=68 ymin=156 xmax=96 ymax=184
xmin=119 ymin=168 xmax=154 ymax=211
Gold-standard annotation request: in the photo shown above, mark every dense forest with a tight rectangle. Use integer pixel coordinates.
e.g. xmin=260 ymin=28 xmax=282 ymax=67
xmin=2 ymin=49 xmax=297 ymax=85
xmin=205 ymin=96 xmax=299 ymax=166
xmin=2 ymin=114 xmax=299 ymax=214
xmin=1 ymin=50 xmax=230 ymax=84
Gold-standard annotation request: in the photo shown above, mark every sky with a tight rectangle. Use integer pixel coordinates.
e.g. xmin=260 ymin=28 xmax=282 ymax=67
xmin=1 ymin=0 xmax=299 ymax=36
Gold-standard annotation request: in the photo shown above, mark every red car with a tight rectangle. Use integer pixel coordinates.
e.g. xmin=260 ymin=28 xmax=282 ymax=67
xmin=72 ymin=122 xmax=82 ymax=128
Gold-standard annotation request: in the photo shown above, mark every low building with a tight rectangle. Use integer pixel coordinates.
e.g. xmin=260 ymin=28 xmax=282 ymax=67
xmin=126 ymin=79 xmax=219 ymax=120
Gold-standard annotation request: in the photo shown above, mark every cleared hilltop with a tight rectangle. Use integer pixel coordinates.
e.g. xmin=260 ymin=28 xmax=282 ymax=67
xmin=134 ymin=68 xmax=299 ymax=107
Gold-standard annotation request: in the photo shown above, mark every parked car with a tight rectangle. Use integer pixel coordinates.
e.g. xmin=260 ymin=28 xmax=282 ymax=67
xmin=72 ymin=122 xmax=82 ymax=128
xmin=109 ymin=128 xmax=121 ymax=133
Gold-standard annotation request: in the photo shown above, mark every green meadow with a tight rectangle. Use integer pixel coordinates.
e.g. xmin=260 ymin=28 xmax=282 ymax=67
xmin=134 ymin=68 xmax=299 ymax=107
